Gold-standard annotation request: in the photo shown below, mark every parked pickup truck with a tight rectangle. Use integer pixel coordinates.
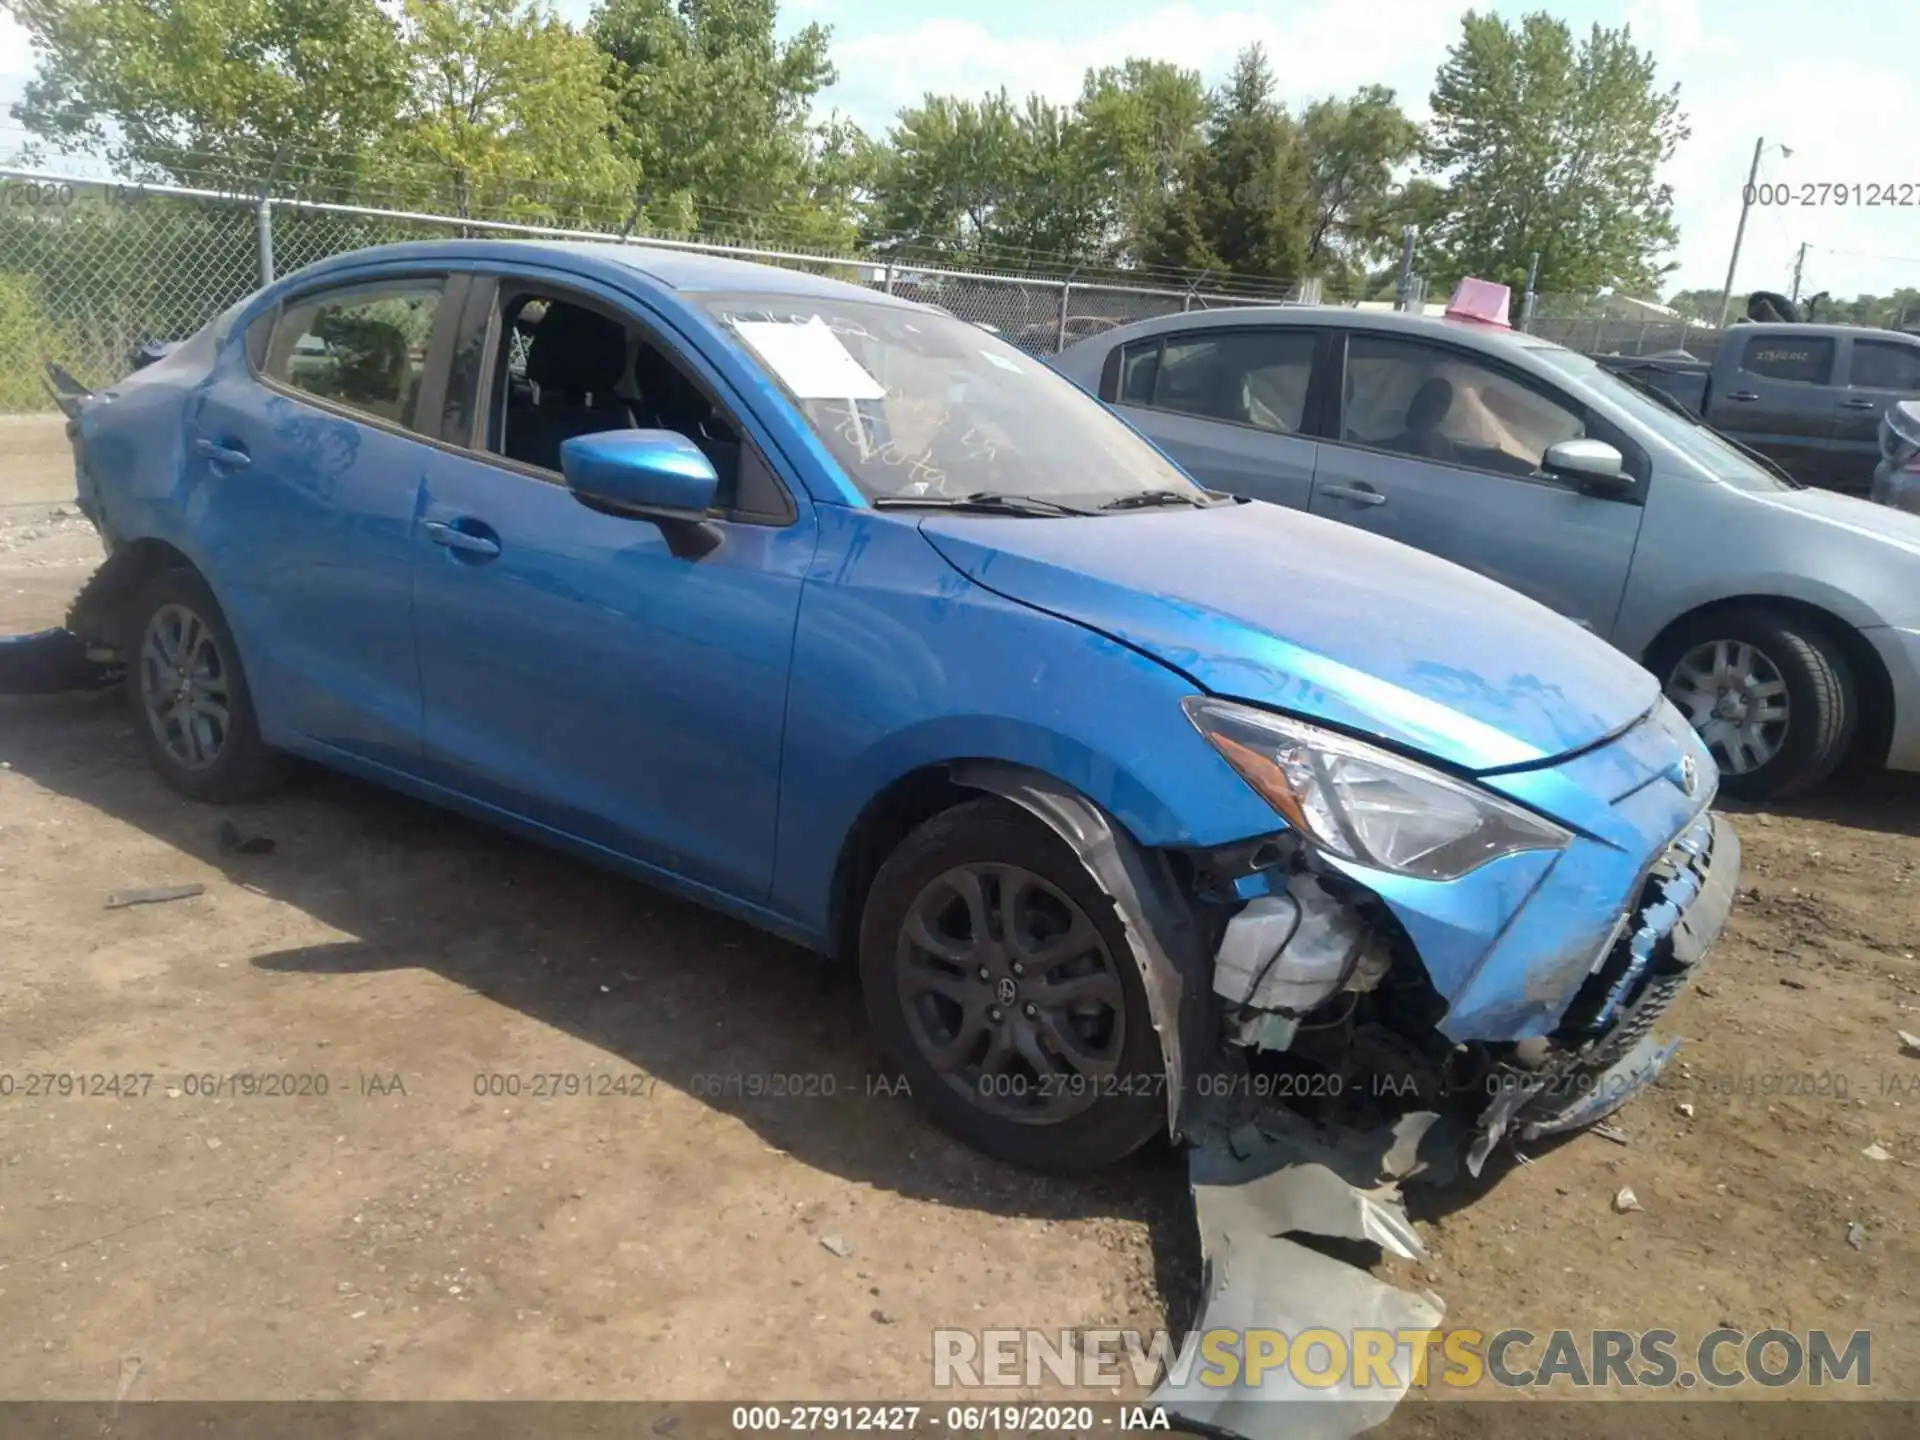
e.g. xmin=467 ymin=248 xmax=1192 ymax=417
xmin=1595 ymin=323 xmax=1920 ymax=494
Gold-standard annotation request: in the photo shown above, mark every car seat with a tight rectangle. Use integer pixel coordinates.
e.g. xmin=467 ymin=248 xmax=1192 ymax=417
xmin=505 ymin=303 xmax=635 ymax=472
xmin=1388 ymin=377 xmax=1458 ymax=462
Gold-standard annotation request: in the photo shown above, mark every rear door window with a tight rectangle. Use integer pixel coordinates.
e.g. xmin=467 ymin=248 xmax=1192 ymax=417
xmin=265 ymin=279 xmax=447 ymax=431
xmin=1739 ymin=336 xmax=1836 ymax=385
xmin=1849 ymin=339 xmax=1920 ymax=392
xmin=1149 ymin=329 xmax=1318 ymax=433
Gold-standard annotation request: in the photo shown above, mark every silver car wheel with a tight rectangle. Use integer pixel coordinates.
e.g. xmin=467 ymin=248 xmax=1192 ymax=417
xmin=1665 ymin=639 xmax=1790 ymax=776
xmin=139 ymin=601 xmax=232 ymax=772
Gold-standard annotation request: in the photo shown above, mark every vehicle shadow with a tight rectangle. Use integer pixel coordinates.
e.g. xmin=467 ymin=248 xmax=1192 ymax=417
xmin=1718 ymin=762 xmax=1920 ymax=839
xmin=1 ymin=688 xmax=1203 ymax=1323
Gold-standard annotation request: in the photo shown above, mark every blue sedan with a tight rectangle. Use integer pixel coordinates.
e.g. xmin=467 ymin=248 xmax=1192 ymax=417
xmin=59 ymin=240 xmax=1737 ymax=1172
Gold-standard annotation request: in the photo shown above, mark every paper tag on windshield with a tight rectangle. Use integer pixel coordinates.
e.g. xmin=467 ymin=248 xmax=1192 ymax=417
xmin=731 ymin=317 xmax=886 ymax=400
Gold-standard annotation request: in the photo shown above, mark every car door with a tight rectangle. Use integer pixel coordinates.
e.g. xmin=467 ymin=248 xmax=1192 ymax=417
xmin=1106 ymin=326 xmax=1322 ymax=508
xmin=1834 ymin=335 xmax=1920 ymax=493
xmin=1705 ymin=332 xmax=1840 ymax=485
xmin=409 ymin=271 xmax=812 ymax=902
xmin=1308 ymin=330 xmax=1646 ymax=637
xmin=185 ymin=270 xmax=457 ymax=768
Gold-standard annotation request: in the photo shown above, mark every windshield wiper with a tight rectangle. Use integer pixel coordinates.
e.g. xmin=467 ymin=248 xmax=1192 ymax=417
xmin=870 ymin=491 xmax=1095 ymax=517
xmin=1611 ymin=368 xmax=1802 ymax=488
xmin=1098 ymin=488 xmax=1211 ymax=511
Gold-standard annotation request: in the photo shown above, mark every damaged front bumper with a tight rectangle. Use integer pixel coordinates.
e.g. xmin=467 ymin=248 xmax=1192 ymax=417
xmin=956 ymin=711 xmax=1740 ymax=1440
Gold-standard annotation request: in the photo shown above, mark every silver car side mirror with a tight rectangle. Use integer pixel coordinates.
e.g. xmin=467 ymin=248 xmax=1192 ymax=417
xmin=1544 ymin=438 xmax=1632 ymax=497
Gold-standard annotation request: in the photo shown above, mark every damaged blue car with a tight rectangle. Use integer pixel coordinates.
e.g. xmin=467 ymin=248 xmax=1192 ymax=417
xmin=47 ymin=240 xmax=1736 ymax=1187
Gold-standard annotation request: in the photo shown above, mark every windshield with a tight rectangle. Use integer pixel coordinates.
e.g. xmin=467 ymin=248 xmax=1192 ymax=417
xmin=702 ymin=294 xmax=1203 ymax=506
xmin=1527 ymin=346 xmax=1794 ymax=492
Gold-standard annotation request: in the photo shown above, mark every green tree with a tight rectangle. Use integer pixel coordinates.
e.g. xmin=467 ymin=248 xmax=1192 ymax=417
xmin=590 ymin=0 xmax=839 ymax=239
xmin=1135 ymin=45 xmax=1312 ymax=284
xmin=1421 ymin=10 xmax=1687 ymax=295
xmin=1298 ymin=85 xmax=1422 ymax=276
xmin=388 ymin=0 xmax=636 ymax=221
xmin=5 ymin=0 xmax=406 ymax=194
xmin=870 ymin=90 xmax=1023 ymax=259
xmin=1072 ymin=59 xmax=1209 ymax=266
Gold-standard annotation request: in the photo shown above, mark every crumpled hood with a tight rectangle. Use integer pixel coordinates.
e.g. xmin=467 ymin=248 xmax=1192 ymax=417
xmin=920 ymin=502 xmax=1658 ymax=773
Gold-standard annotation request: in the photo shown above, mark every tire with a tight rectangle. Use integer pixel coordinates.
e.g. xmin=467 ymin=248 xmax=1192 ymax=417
xmin=125 ymin=567 xmax=285 ymax=803
xmin=1654 ymin=606 xmax=1855 ymax=802
xmin=858 ymin=798 xmax=1164 ymax=1172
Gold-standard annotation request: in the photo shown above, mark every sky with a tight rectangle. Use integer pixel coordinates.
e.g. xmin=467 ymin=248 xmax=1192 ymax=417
xmin=2 ymin=0 xmax=1915 ymax=301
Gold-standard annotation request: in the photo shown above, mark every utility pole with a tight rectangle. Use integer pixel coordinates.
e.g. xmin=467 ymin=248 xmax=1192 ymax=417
xmin=1394 ymin=226 xmax=1417 ymax=311
xmin=1718 ymin=136 xmax=1790 ymax=330
xmin=1790 ymin=242 xmax=1808 ymax=304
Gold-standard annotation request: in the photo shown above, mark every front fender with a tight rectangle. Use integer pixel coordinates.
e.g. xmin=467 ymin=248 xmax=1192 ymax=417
xmin=768 ymin=507 xmax=1282 ymax=932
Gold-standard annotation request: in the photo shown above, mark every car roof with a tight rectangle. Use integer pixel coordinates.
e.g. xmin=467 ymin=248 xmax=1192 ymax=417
xmin=274 ymin=238 xmax=923 ymax=309
xmin=1067 ymin=304 xmax=1565 ymax=358
xmin=1727 ymin=321 xmax=1920 ymax=342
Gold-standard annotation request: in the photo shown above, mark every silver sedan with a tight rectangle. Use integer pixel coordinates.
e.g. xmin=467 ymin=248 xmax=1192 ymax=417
xmin=1053 ymin=307 xmax=1920 ymax=800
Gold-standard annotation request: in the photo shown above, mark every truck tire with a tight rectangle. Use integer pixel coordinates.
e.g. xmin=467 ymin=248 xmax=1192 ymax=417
xmin=1654 ymin=607 xmax=1855 ymax=802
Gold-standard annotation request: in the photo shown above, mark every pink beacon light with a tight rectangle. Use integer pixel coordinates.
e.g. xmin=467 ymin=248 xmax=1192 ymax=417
xmin=1444 ymin=277 xmax=1512 ymax=328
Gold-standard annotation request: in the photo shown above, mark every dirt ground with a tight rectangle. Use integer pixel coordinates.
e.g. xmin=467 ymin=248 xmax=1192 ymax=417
xmin=3 ymin=418 xmax=1918 ymax=1432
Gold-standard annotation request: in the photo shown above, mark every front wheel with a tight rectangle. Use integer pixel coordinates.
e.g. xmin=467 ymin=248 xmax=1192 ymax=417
xmin=858 ymin=798 xmax=1165 ymax=1172
xmin=1657 ymin=607 xmax=1855 ymax=801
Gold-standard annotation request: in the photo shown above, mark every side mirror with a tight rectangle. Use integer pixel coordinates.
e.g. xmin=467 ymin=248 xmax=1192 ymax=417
xmin=1543 ymin=438 xmax=1634 ymax=498
xmin=560 ymin=430 xmax=722 ymax=557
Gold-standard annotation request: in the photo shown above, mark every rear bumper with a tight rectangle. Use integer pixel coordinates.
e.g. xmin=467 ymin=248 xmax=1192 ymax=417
xmin=1864 ymin=625 xmax=1920 ymax=772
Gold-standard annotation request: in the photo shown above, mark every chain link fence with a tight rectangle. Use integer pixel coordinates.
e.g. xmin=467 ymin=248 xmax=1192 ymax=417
xmin=0 ymin=169 xmax=1333 ymax=411
xmin=1520 ymin=291 xmax=1721 ymax=360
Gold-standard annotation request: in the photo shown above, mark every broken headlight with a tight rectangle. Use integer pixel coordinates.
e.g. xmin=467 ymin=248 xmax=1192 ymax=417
xmin=1183 ymin=697 xmax=1571 ymax=881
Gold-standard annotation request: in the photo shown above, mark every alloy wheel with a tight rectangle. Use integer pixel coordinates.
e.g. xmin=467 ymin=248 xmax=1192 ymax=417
xmin=895 ymin=862 xmax=1126 ymax=1125
xmin=139 ymin=602 xmax=232 ymax=771
xmin=1665 ymin=638 xmax=1790 ymax=776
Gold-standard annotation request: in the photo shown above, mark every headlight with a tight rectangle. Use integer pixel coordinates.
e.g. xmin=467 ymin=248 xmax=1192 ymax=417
xmin=1184 ymin=697 xmax=1571 ymax=881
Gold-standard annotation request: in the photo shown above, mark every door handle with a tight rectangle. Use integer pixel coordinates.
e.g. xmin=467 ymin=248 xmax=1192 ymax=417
xmin=191 ymin=435 xmax=251 ymax=468
xmin=1842 ymin=397 xmax=1880 ymax=411
xmin=423 ymin=520 xmax=501 ymax=558
xmin=1320 ymin=483 xmax=1387 ymax=507
xmin=1726 ymin=391 xmax=1760 ymax=402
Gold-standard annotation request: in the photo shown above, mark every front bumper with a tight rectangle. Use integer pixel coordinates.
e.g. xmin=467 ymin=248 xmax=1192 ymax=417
xmin=1315 ymin=698 xmax=1723 ymax=1044
xmin=1864 ymin=625 xmax=1920 ymax=772
xmin=1501 ymin=811 xmax=1738 ymax=1147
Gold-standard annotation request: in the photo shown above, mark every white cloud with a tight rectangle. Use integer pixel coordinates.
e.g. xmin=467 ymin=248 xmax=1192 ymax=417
xmin=825 ymin=1 xmax=1453 ymax=131
xmin=1657 ymin=51 xmax=1920 ymax=298
xmin=0 ymin=12 xmax=33 ymax=78
xmin=824 ymin=0 xmax=1920 ymax=299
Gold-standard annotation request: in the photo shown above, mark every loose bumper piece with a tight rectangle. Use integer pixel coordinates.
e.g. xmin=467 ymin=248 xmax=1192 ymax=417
xmin=1151 ymin=1124 xmax=1445 ymax=1440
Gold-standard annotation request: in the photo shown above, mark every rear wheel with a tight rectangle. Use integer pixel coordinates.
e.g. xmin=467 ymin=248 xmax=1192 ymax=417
xmin=127 ymin=568 xmax=285 ymax=803
xmin=1656 ymin=607 xmax=1855 ymax=801
xmin=858 ymin=798 xmax=1164 ymax=1172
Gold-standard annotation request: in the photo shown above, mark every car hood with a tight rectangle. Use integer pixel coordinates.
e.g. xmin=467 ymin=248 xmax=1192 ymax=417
xmin=919 ymin=502 xmax=1659 ymax=773
xmin=1749 ymin=484 xmax=1920 ymax=558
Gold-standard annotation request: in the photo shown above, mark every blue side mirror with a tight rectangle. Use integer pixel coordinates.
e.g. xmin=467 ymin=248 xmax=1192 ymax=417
xmin=560 ymin=430 xmax=718 ymax=521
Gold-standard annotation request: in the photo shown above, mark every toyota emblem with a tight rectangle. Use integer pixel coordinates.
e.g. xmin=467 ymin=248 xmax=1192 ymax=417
xmin=995 ymin=977 xmax=1018 ymax=1007
xmin=1679 ymin=755 xmax=1699 ymax=797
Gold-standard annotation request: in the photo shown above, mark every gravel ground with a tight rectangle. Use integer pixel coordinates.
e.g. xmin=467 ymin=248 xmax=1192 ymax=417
xmin=2 ymin=430 xmax=1915 ymax=1433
